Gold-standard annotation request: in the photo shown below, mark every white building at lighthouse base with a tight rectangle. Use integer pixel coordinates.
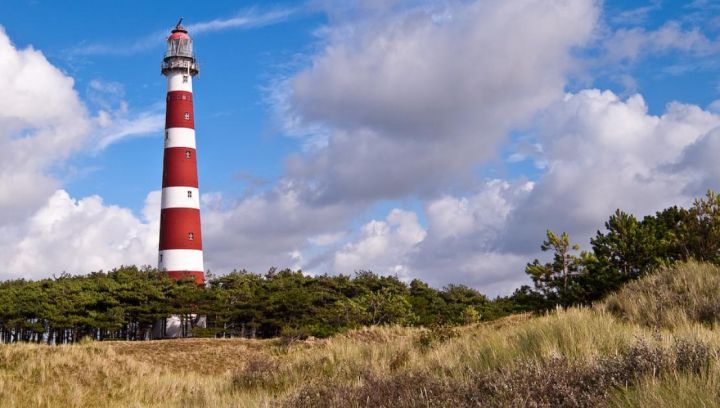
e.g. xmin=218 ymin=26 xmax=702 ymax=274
xmin=151 ymin=315 xmax=207 ymax=339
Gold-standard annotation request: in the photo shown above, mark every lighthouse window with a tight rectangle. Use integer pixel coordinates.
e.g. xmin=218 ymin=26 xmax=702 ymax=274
xmin=183 ymin=75 xmax=188 ymax=83
xmin=188 ymin=232 xmax=194 ymax=241
xmin=165 ymin=130 xmax=169 ymax=141
xmin=183 ymin=112 xmax=190 ymax=120
xmin=187 ymin=190 xmax=192 ymax=198
xmin=185 ymin=149 xmax=191 ymax=159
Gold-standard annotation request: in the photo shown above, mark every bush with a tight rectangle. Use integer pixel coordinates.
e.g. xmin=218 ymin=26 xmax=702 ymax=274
xmin=415 ymin=325 xmax=458 ymax=352
xmin=231 ymin=354 xmax=283 ymax=391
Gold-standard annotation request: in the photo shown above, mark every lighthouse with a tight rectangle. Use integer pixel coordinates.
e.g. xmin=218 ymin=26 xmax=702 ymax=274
xmin=158 ymin=19 xmax=204 ymax=286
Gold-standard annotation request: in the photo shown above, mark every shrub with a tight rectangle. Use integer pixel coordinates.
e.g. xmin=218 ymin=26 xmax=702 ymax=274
xmin=231 ymin=354 xmax=283 ymax=391
xmin=415 ymin=325 xmax=458 ymax=352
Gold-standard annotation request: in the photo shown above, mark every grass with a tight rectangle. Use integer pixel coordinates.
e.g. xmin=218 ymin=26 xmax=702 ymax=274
xmin=602 ymin=261 xmax=720 ymax=330
xmin=2 ymin=261 xmax=720 ymax=406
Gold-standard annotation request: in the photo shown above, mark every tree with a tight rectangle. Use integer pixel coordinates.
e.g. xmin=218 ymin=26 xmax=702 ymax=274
xmin=408 ymin=279 xmax=447 ymax=326
xmin=525 ymin=230 xmax=583 ymax=306
xmin=682 ymin=190 xmax=720 ymax=262
xmin=357 ymin=288 xmax=414 ymax=325
xmin=440 ymin=284 xmax=488 ymax=324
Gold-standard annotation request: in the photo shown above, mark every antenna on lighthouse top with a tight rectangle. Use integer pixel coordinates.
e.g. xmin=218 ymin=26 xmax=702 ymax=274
xmin=173 ymin=17 xmax=187 ymax=33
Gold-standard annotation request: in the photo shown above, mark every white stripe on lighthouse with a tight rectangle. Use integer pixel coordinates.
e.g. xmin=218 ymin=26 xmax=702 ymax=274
xmin=161 ymin=187 xmax=200 ymax=209
xmin=158 ymin=249 xmax=204 ymax=271
xmin=167 ymin=72 xmax=193 ymax=92
xmin=164 ymin=127 xmax=196 ymax=149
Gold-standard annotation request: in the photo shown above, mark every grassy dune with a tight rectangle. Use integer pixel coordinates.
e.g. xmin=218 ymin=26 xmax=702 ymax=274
xmin=2 ymin=262 xmax=720 ymax=407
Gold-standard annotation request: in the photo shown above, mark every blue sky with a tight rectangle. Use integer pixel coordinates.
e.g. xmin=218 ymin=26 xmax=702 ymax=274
xmin=1 ymin=0 xmax=720 ymax=295
xmin=1 ymin=2 xmax=323 ymax=210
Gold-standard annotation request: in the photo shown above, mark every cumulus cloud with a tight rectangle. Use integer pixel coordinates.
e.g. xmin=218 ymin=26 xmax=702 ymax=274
xmin=671 ymin=128 xmax=720 ymax=195
xmin=504 ymin=89 xmax=720 ymax=251
xmin=277 ymin=0 xmax=600 ymax=203
xmin=410 ymin=179 xmax=533 ymax=294
xmin=311 ymin=179 xmax=532 ymax=296
xmin=0 ymin=190 xmax=158 ymax=279
xmin=201 ymin=184 xmax=360 ymax=274
xmin=0 ymin=27 xmax=91 ymax=224
xmin=0 ymin=28 xmax=163 ymax=227
xmin=333 ymin=209 xmax=426 ymax=279
xmin=0 ymin=183 xmax=357 ymax=279
xmin=320 ymin=90 xmax=720 ymax=295
xmin=0 ymin=28 xmax=166 ymax=278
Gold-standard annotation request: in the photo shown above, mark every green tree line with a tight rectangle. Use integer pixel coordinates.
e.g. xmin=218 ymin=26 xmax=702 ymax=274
xmin=3 ymin=190 xmax=720 ymax=343
xmin=0 ymin=267 xmax=510 ymax=343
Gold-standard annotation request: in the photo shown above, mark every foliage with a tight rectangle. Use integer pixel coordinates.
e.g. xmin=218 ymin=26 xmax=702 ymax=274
xmin=0 ymin=266 xmax=498 ymax=343
xmin=517 ymin=190 xmax=720 ymax=311
xmin=525 ymin=230 xmax=584 ymax=307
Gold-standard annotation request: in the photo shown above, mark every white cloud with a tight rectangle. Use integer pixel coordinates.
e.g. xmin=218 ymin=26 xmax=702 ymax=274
xmin=0 ymin=27 xmax=91 ymax=224
xmin=200 ymin=184 xmax=360 ymax=274
xmin=605 ymin=21 xmax=718 ymax=63
xmin=409 ymin=179 xmax=534 ymax=294
xmin=0 ymin=190 xmax=158 ymax=279
xmin=425 ymin=180 xmax=532 ymax=241
xmin=315 ymin=180 xmax=531 ymax=295
xmin=95 ymin=108 xmax=164 ymax=151
xmin=316 ymin=90 xmax=720 ymax=296
xmin=308 ymin=231 xmax=346 ymax=246
xmin=88 ymin=79 xmax=125 ymax=97
xmin=0 ymin=28 xmax=166 ymax=278
xmin=610 ymin=1 xmax=661 ymax=25
xmin=69 ymin=8 xmax=297 ymax=57
xmin=504 ymin=89 xmax=720 ymax=251
xmin=188 ymin=8 xmax=297 ymax=34
xmin=0 ymin=25 xmax=167 ymax=236
xmin=333 ymin=209 xmax=426 ymax=279
xmin=277 ymin=0 xmax=600 ymax=203
xmin=0 ymin=181 xmax=360 ymax=280
xmin=85 ymin=79 xmax=165 ymax=151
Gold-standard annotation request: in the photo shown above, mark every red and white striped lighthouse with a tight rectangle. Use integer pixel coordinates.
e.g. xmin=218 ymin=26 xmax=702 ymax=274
xmin=158 ymin=19 xmax=204 ymax=285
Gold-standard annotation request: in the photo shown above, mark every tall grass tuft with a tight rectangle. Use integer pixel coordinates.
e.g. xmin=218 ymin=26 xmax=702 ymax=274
xmin=601 ymin=261 xmax=720 ymax=329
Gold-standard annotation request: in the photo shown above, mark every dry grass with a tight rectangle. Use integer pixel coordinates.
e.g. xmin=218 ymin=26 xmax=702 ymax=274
xmin=3 ymin=262 xmax=720 ymax=407
xmin=601 ymin=261 xmax=720 ymax=330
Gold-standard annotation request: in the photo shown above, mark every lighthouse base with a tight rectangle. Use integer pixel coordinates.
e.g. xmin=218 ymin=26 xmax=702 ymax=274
xmin=151 ymin=315 xmax=207 ymax=339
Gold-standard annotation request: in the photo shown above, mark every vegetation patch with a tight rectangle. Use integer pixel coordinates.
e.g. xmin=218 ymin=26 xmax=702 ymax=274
xmin=602 ymin=261 xmax=720 ymax=329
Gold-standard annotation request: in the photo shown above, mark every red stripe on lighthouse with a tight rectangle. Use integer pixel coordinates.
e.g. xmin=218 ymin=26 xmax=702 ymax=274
xmin=166 ymin=271 xmax=205 ymax=284
xmin=165 ymin=91 xmax=195 ymax=129
xmin=159 ymin=208 xmax=202 ymax=250
xmin=162 ymin=147 xmax=198 ymax=188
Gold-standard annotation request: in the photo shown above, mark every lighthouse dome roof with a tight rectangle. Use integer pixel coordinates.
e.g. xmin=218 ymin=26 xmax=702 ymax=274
xmin=168 ymin=18 xmax=190 ymax=41
xmin=169 ymin=31 xmax=190 ymax=40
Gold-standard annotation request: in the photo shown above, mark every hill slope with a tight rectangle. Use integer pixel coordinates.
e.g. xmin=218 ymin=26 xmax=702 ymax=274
xmin=2 ymin=262 xmax=720 ymax=407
